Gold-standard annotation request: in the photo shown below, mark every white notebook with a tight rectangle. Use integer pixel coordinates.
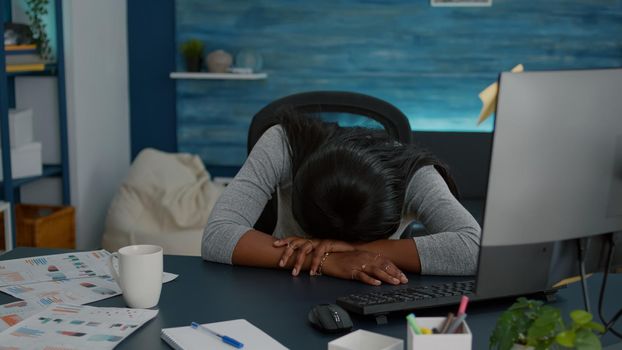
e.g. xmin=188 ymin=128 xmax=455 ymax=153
xmin=160 ymin=319 xmax=288 ymax=350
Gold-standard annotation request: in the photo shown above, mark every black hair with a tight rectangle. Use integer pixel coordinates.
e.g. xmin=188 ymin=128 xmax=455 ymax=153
xmin=277 ymin=109 xmax=458 ymax=242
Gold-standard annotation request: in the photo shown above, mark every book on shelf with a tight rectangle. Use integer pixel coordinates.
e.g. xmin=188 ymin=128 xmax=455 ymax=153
xmin=5 ymin=53 xmax=44 ymax=65
xmin=4 ymin=44 xmax=37 ymax=52
xmin=4 ymin=49 xmax=45 ymax=73
xmin=5 ymin=63 xmax=45 ymax=73
xmin=5 ymin=53 xmax=45 ymax=73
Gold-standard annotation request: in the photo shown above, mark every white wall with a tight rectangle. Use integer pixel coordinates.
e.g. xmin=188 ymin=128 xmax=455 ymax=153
xmin=61 ymin=0 xmax=130 ymax=249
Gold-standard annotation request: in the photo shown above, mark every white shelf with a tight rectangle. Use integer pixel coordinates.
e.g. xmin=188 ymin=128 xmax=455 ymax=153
xmin=169 ymin=72 xmax=268 ymax=80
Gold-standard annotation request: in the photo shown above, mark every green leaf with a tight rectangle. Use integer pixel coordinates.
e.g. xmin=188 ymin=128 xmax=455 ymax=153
xmin=510 ymin=297 xmax=541 ymax=311
xmin=539 ymin=306 xmax=561 ymax=320
xmin=570 ymin=310 xmax=593 ymax=325
xmin=537 ymin=339 xmax=556 ymax=350
xmin=490 ymin=311 xmax=521 ymax=350
xmin=527 ymin=318 xmax=554 ymax=339
xmin=556 ymin=330 xmax=576 ymax=348
xmin=574 ymin=329 xmax=601 ymax=350
xmin=527 ymin=306 xmax=561 ymax=338
xmin=583 ymin=321 xmax=606 ymax=333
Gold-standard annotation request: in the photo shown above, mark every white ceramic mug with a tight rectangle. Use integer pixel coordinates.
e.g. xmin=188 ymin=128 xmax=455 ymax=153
xmin=109 ymin=245 xmax=163 ymax=309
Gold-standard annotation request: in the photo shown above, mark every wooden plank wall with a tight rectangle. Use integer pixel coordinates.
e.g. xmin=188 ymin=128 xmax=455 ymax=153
xmin=175 ymin=0 xmax=622 ymax=167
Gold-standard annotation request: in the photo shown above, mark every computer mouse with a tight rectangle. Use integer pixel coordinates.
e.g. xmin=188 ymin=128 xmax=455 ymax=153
xmin=308 ymin=303 xmax=353 ymax=333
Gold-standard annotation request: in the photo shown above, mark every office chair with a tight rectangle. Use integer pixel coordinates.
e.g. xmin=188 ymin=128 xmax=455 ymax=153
xmin=247 ymin=91 xmax=413 ymax=234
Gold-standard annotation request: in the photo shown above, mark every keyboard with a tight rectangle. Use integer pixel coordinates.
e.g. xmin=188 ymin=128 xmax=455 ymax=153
xmin=336 ymin=280 xmax=476 ymax=316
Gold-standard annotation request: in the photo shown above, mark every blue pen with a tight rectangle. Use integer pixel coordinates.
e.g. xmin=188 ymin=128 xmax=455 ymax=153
xmin=191 ymin=322 xmax=244 ymax=348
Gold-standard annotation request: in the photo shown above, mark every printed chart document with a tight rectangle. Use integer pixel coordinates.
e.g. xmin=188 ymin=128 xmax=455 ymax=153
xmin=1 ymin=273 xmax=177 ymax=306
xmin=0 ymin=250 xmax=179 ymax=332
xmin=161 ymin=319 xmax=288 ymax=350
xmin=0 ymin=275 xmax=121 ymax=306
xmin=0 ymin=273 xmax=177 ymax=332
xmin=0 ymin=303 xmax=158 ymax=350
xmin=0 ymin=300 xmax=43 ymax=332
xmin=0 ymin=250 xmax=112 ymax=287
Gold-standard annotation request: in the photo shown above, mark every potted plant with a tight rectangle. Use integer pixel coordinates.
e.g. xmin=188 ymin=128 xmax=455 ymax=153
xmin=180 ymin=39 xmax=204 ymax=72
xmin=25 ymin=0 xmax=52 ymax=61
xmin=490 ymin=297 xmax=605 ymax=350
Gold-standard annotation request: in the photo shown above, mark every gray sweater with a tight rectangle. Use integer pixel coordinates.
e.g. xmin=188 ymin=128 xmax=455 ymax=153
xmin=202 ymin=125 xmax=481 ymax=275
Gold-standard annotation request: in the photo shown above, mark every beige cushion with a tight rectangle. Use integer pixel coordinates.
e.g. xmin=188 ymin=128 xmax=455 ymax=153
xmin=102 ymin=148 xmax=225 ymax=255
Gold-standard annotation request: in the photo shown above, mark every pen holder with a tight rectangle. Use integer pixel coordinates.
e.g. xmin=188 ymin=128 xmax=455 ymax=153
xmin=407 ymin=317 xmax=472 ymax=350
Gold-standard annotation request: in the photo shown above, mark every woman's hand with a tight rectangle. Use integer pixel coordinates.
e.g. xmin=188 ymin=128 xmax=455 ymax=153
xmin=321 ymin=251 xmax=409 ymax=286
xmin=273 ymin=237 xmax=355 ymax=276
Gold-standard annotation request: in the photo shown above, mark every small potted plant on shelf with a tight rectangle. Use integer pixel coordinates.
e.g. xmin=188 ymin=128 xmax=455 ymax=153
xmin=25 ymin=0 xmax=53 ymax=61
xmin=490 ymin=297 xmax=605 ymax=350
xmin=180 ymin=39 xmax=204 ymax=72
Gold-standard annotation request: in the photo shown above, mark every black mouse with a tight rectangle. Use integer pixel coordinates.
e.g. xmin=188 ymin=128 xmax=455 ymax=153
xmin=308 ymin=304 xmax=353 ymax=333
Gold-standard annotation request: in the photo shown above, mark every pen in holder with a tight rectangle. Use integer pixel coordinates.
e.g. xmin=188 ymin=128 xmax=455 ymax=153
xmin=407 ymin=317 xmax=472 ymax=350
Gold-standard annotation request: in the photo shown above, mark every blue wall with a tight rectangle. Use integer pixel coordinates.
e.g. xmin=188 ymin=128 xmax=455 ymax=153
xmin=129 ymin=0 xmax=177 ymax=159
xmin=175 ymin=0 xmax=622 ymax=167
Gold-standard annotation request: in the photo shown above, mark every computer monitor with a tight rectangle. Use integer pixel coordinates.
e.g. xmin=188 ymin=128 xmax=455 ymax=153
xmin=475 ymin=68 xmax=622 ymax=299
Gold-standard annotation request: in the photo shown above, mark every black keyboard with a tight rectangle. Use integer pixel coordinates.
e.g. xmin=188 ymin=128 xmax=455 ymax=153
xmin=336 ymin=280 xmax=476 ymax=316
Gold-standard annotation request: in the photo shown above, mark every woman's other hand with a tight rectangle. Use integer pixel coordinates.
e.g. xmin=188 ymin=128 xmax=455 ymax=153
xmin=322 ymin=251 xmax=408 ymax=286
xmin=273 ymin=237 xmax=355 ymax=276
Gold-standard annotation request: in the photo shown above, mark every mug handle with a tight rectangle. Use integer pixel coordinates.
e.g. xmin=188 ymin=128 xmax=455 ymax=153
xmin=109 ymin=252 xmax=122 ymax=289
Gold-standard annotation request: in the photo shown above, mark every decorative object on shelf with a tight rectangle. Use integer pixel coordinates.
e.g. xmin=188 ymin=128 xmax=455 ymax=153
xmin=25 ymin=0 xmax=53 ymax=61
xmin=180 ymin=38 xmax=204 ymax=72
xmin=235 ymin=49 xmax=263 ymax=73
xmin=3 ymin=23 xmax=34 ymax=46
xmin=489 ymin=297 xmax=604 ymax=350
xmin=206 ymin=49 xmax=233 ymax=73
xmin=0 ymin=142 xmax=42 ymax=180
xmin=0 ymin=109 xmax=40 ymax=180
xmin=8 ymin=109 xmax=34 ymax=149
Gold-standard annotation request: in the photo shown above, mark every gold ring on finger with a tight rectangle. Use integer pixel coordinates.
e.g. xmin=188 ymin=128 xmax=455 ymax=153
xmin=384 ymin=264 xmax=390 ymax=271
xmin=361 ymin=264 xmax=367 ymax=271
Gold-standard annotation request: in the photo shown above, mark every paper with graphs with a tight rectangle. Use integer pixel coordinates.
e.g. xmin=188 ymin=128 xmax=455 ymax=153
xmin=0 ymin=250 xmax=112 ymax=287
xmin=0 ymin=275 xmax=122 ymax=307
xmin=0 ymin=300 xmax=43 ymax=332
xmin=0 ymin=250 xmax=178 ymax=333
xmin=0 ymin=303 xmax=158 ymax=349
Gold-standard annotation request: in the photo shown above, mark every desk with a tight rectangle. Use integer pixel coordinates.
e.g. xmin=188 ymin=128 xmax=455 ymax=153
xmin=1 ymin=248 xmax=621 ymax=349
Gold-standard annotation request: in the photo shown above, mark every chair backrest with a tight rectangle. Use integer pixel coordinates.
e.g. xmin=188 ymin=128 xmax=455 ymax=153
xmin=247 ymin=91 xmax=412 ymax=233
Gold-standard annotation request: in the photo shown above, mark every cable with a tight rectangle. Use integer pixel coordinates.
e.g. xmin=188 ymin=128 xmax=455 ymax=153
xmin=577 ymin=238 xmax=591 ymax=314
xmin=598 ymin=234 xmax=622 ymax=339
xmin=598 ymin=235 xmax=614 ymax=325
xmin=605 ymin=309 xmax=622 ymax=339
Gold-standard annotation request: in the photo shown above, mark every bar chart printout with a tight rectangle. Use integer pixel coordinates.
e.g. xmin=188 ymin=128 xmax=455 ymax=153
xmin=0 ymin=303 xmax=158 ymax=349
